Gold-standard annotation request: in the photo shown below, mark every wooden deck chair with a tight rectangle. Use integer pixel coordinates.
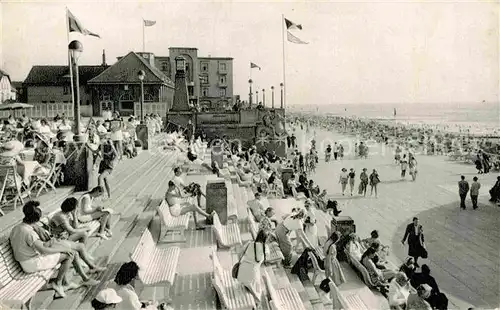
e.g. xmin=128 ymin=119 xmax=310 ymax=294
xmin=30 ymin=157 xmax=57 ymax=197
xmin=0 ymin=165 xmax=25 ymax=214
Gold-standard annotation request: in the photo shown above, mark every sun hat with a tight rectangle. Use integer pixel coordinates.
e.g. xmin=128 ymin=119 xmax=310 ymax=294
xmin=95 ymin=288 xmax=122 ymax=304
xmin=0 ymin=140 xmax=24 ymax=157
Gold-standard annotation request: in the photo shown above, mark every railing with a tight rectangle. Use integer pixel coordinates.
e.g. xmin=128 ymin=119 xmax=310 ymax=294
xmin=165 ymin=120 xmax=187 ymax=134
xmin=0 ymin=102 xmax=74 ymax=119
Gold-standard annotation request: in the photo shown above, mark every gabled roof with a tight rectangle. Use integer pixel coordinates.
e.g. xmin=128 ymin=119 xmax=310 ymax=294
xmin=88 ymin=52 xmax=174 ymax=86
xmin=0 ymin=69 xmax=11 ymax=83
xmin=23 ymin=65 xmax=108 ymax=86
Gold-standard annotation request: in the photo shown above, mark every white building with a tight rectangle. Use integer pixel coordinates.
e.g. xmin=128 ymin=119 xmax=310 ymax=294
xmin=0 ymin=69 xmax=15 ymax=103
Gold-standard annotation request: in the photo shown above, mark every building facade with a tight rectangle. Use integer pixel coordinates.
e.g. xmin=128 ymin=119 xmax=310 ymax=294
xmin=23 ymin=47 xmax=233 ymax=116
xmin=0 ymin=69 xmax=15 ymax=103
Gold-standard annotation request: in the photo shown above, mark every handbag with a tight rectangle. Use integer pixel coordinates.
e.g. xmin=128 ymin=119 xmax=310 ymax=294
xmin=419 ymin=234 xmax=428 ymax=259
xmin=231 ymin=242 xmax=253 ymax=278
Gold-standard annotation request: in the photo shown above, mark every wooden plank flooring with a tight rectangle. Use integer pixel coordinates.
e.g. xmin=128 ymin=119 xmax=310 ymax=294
xmin=298 ymin=127 xmax=500 ymax=309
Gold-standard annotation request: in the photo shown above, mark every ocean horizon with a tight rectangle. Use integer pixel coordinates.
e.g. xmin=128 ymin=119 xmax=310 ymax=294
xmin=289 ymin=102 xmax=500 ymax=132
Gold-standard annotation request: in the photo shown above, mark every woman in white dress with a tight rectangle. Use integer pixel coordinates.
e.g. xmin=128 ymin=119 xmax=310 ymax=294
xmin=323 ymin=231 xmax=346 ymax=286
xmin=303 ymin=200 xmax=319 ymax=247
xmin=339 ymin=168 xmax=349 ymax=196
xmin=237 ymin=230 xmax=268 ymax=304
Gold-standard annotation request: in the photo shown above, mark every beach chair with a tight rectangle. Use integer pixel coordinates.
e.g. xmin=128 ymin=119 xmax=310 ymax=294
xmin=29 ymin=158 xmax=57 ymax=197
xmin=0 ymin=165 xmax=26 ymax=214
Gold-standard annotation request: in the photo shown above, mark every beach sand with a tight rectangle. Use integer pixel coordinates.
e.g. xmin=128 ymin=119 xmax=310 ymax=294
xmin=293 ymin=125 xmax=500 ymax=309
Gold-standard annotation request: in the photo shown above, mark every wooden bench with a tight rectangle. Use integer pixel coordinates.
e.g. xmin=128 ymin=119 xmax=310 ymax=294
xmin=344 ymin=248 xmax=377 ymax=288
xmin=328 ymin=277 xmax=369 ymax=310
xmin=247 ymin=209 xmax=284 ymax=266
xmin=225 ymin=180 xmax=238 ymax=223
xmin=130 ymin=228 xmax=180 ymax=292
xmin=263 ymin=269 xmax=305 ymax=310
xmin=210 ymin=249 xmax=255 ymax=310
xmin=0 ymin=236 xmax=58 ymax=309
xmin=307 ymin=251 xmax=325 ymax=284
xmin=212 ymin=212 xmax=241 ymax=248
xmin=157 ymin=200 xmax=190 ymax=243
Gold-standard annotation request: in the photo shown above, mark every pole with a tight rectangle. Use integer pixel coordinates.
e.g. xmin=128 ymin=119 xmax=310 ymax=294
xmin=66 ymin=8 xmax=76 ymax=125
xmin=74 ymin=62 xmax=81 ymax=141
xmin=271 ymin=87 xmax=275 ymax=108
xmin=142 ymin=19 xmax=145 ymax=52
xmin=262 ymin=89 xmax=265 ymax=107
xmin=140 ymin=80 xmax=144 ymax=121
xmin=281 ymin=14 xmax=287 ymax=113
xmin=280 ymin=86 xmax=283 ymax=109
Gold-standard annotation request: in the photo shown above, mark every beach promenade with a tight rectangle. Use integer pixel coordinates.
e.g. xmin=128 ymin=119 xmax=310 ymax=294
xmin=296 ymin=126 xmax=500 ymax=309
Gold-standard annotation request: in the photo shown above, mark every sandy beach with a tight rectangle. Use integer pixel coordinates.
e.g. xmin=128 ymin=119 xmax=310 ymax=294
xmin=290 ymin=124 xmax=500 ymax=309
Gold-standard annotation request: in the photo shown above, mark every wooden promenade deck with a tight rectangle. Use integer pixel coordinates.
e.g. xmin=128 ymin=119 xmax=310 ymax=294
xmin=296 ymin=126 xmax=500 ymax=309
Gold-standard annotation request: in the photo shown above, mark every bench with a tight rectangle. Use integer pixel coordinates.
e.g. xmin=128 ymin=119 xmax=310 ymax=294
xmin=307 ymin=251 xmax=325 ymax=284
xmin=235 ymin=173 xmax=252 ymax=188
xmin=263 ymin=269 xmax=305 ymax=310
xmin=0 ymin=236 xmax=58 ymax=309
xmin=328 ymin=277 xmax=369 ymax=310
xmin=225 ymin=180 xmax=238 ymax=223
xmin=39 ymin=214 xmax=101 ymax=240
xmin=130 ymin=228 xmax=180 ymax=292
xmin=212 ymin=212 xmax=242 ymax=248
xmin=344 ymin=248 xmax=377 ymax=288
xmin=246 ymin=209 xmax=284 ymax=266
xmin=210 ymin=249 xmax=255 ymax=310
xmin=157 ymin=200 xmax=190 ymax=243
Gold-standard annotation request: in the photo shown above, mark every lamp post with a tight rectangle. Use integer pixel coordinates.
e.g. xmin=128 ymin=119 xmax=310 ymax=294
xmin=271 ymin=86 xmax=275 ymax=108
xmin=256 ymin=90 xmax=259 ymax=105
xmin=262 ymin=89 xmax=265 ymax=107
xmin=137 ymin=70 xmax=145 ymax=122
xmin=68 ymin=40 xmax=83 ymax=141
xmin=280 ymin=83 xmax=284 ymax=109
xmin=248 ymin=79 xmax=253 ymax=106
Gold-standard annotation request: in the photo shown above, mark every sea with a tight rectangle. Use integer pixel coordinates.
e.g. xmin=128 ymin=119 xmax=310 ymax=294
xmin=289 ymin=102 xmax=500 ymax=135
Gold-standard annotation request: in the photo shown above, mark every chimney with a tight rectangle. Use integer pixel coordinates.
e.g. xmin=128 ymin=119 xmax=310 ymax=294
xmin=102 ymin=49 xmax=107 ymax=66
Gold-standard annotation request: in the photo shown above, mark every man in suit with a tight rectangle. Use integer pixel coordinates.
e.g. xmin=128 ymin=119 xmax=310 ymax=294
xmin=458 ymin=175 xmax=470 ymax=209
xmin=402 ymin=217 xmax=424 ymax=267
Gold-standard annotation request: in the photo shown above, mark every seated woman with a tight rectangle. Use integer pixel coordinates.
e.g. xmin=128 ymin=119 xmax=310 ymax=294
xmin=303 ymin=200 xmax=319 ymax=247
xmin=267 ymin=171 xmax=285 ymax=198
xmin=388 ymin=272 xmax=413 ymax=309
xmin=313 ymin=189 xmax=328 ymax=211
xmin=49 ymin=197 xmax=92 ymax=244
xmin=362 ymin=230 xmax=382 ymax=248
xmin=10 ymin=201 xmax=100 ymax=298
xmin=185 ymin=146 xmax=212 ymax=171
xmin=361 ymin=247 xmax=396 ymax=291
xmin=287 ymin=174 xmax=299 ymax=198
xmin=79 ymin=186 xmax=113 ymax=240
xmin=406 ymin=284 xmax=432 ymax=310
xmin=399 ymin=257 xmax=417 ymax=279
xmin=165 ymin=180 xmax=210 ymax=229
xmin=363 ymin=230 xmax=390 ymax=262
xmin=91 ymin=288 xmax=123 ymax=310
xmin=107 ymin=261 xmax=166 ymax=310
xmin=236 ymin=163 xmax=253 ymax=182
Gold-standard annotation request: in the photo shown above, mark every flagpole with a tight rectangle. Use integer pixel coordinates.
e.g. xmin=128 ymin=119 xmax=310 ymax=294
xmin=281 ymin=14 xmax=287 ymax=119
xmin=142 ymin=19 xmax=145 ymax=52
xmin=66 ymin=8 xmax=76 ymax=120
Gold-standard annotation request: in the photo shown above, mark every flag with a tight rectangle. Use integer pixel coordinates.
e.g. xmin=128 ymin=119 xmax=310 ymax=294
xmin=143 ymin=19 xmax=156 ymax=27
xmin=284 ymin=18 xmax=303 ymax=30
xmin=287 ymin=31 xmax=308 ymax=44
xmin=67 ymin=9 xmax=100 ymax=38
xmin=250 ymin=62 xmax=261 ymax=70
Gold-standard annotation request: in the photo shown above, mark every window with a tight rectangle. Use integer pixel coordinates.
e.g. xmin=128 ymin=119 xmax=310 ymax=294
xmin=201 ymin=87 xmax=209 ymax=97
xmin=42 ymin=101 xmax=47 ymax=103
xmin=50 ymin=101 xmax=55 ymax=103
xmin=220 ymin=76 xmax=226 ymax=84
xmin=219 ymin=89 xmax=226 ymax=97
xmin=161 ymin=62 xmax=169 ymax=72
xmin=201 ymin=62 xmax=208 ymax=72
xmin=86 ymin=100 xmax=90 ymax=105
xmin=63 ymin=86 xmax=70 ymax=95
xmin=219 ymin=62 xmax=226 ymax=71
xmin=200 ymin=75 xmax=209 ymax=84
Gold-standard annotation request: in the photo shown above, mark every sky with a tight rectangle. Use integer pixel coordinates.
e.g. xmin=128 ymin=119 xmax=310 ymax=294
xmin=1 ymin=0 xmax=499 ymax=106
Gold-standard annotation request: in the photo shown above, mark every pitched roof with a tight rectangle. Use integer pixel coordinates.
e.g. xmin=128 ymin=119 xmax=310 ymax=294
xmin=23 ymin=65 xmax=108 ymax=86
xmin=0 ymin=69 xmax=11 ymax=83
xmin=89 ymin=52 xmax=173 ymax=86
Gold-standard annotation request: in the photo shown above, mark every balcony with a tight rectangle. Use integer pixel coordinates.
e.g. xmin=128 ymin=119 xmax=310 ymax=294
xmin=218 ymin=68 xmax=227 ymax=75
xmin=218 ymin=81 xmax=228 ymax=88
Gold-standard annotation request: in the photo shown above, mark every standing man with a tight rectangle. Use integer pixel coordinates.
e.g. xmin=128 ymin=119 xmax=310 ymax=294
xmin=458 ymin=175 xmax=470 ymax=210
xmin=470 ymin=177 xmax=481 ymax=210
xmin=333 ymin=142 xmax=339 ymax=160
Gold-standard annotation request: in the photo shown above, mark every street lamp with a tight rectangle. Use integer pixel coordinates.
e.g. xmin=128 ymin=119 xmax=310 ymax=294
xmin=137 ymin=70 xmax=145 ymax=122
xmin=68 ymin=40 xmax=83 ymax=141
xmin=256 ymin=90 xmax=259 ymax=105
xmin=280 ymin=83 xmax=284 ymax=109
xmin=262 ymin=89 xmax=265 ymax=107
xmin=248 ymin=79 xmax=253 ymax=106
xmin=271 ymin=86 xmax=275 ymax=108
